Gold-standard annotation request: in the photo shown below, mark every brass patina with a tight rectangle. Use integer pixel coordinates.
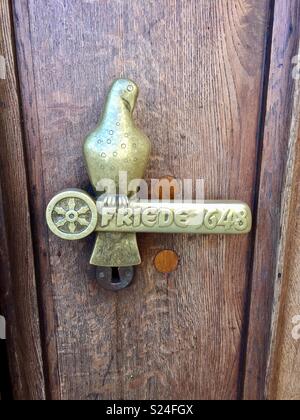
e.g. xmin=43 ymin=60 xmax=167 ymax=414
xmin=46 ymin=79 xmax=252 ymax=289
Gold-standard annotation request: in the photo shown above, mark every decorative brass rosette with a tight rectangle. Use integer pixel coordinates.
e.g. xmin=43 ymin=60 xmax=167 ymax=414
xmin=46 ymin=189 xmax=97 ymax=240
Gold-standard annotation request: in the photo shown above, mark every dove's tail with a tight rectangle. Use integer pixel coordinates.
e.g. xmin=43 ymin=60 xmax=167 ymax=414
xmin=90 ymin=232 xmax=141 ymax=267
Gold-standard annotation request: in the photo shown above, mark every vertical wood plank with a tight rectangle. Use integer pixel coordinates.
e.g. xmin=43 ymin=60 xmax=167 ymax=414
xmin=243 ymin=0 xmax=300 ymax=400
xmin=0 ymin=0 xmax=45 ymax=399
xmin=0 ymin=183 xmax=12 ymax=400
xmin=13 ymin=0 xmax=269 ymax=399
xmin=265 ymin=70 xmax=300 ymax=400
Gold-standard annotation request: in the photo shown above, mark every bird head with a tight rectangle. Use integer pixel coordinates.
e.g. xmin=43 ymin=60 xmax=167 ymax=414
xmin=109 ymin=79 xmax=139 ymax=114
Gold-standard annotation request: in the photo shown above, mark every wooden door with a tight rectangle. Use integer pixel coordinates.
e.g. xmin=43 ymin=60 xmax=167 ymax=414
xmin=0 ymin=0 xmax=299 ymax=400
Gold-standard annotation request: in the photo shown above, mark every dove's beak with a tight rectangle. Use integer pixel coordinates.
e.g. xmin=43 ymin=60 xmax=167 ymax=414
xmin=108 ymin=79 xmax=139 ymax=114
xmin=121 ymin=85 xmax=139 ymax=114
xmin=122 ymin=97 xmax=133 ymax=113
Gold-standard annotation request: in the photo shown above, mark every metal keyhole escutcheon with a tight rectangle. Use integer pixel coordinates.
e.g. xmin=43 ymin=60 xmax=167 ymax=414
xmin=96 ymin=267 xmax=135 ymax=291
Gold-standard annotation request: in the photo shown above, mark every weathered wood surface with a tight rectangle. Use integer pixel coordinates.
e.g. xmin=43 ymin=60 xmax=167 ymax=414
xmin=12 ymin=0 xmax=270 ymax=400
xmin=243 ymin=0 xmax=300 ymax=400
xmin=0 ymin=183 xmax=12 ymax=400
xmin=265 ymin=65 xmax=300 ymax=400
xmin=0 ymin=0 xmax=45 ymax=400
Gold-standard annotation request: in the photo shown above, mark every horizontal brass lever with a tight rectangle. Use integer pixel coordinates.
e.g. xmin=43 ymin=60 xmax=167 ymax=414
xmin=47 ymin=193 xmax=251 ymax=238
xmin=96 ymin=199 xmax=252 ymax=235
xmin=46 ymin=79 xmax=252 ymax=290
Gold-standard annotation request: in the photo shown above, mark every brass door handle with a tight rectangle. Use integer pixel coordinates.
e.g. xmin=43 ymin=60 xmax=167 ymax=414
xmin=46 ymin=79 xmax=252 ymax=290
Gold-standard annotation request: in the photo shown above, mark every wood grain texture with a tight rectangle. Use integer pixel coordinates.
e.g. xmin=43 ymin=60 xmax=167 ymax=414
xmin=243 ymin=0 xmax=300 ymax=400
xmin=13 ymin=0 xmax=269 ymax=400
xmin=0 ymin=183 xmax=12 ymax=400
xmin=0 ymin=181 xmax=10 ymax=320
xmin=0 ymin=0 xmax=45 ymax=400
xmin=265 ymin=67 xmax=300 ymax=400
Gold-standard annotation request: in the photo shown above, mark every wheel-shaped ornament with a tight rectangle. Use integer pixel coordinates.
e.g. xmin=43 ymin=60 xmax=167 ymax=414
xmin=46 ymin=189 xmax=98 ymax=240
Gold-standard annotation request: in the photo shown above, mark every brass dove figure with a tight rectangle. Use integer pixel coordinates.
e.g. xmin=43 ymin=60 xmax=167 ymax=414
xmin=84 ymin=79 xmax=151 ymax=267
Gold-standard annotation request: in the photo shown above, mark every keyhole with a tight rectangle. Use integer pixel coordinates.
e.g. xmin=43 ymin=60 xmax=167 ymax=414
xmin=111 ymin=267 xmax=121 ymax=284
xmin=96 ymin=266 xmax=134 ymax=291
